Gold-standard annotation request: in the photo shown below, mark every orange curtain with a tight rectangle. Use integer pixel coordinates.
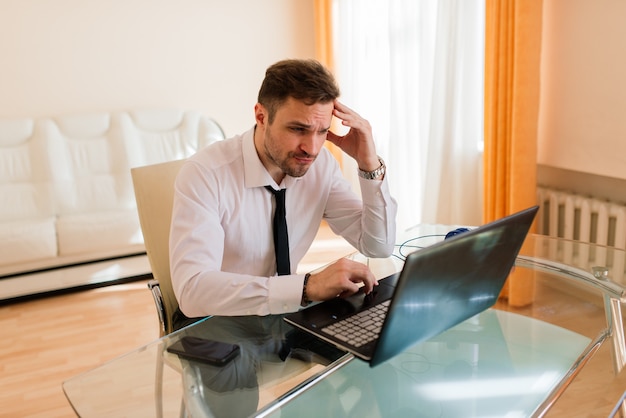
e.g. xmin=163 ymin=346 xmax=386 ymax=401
xmin=314 ymin=0 xmax=343 ymax=166
xmin=314 ymin=0 xmax=335 ymax=72
xmin=484 ymin=0 xmax=543 ymax=306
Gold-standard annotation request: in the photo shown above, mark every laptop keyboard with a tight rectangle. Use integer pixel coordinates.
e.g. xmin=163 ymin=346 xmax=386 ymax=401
xmin=321 ymin=300 xmax=391 ymax=347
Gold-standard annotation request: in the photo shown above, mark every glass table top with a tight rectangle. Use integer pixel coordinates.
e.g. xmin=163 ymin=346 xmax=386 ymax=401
xmin=62 ymin=310 xmax=593 ymax=418
xmin=62 ymin=227 xmax=626 ymax=417
xmin=265 ymin=309 xmax=591 ymax=418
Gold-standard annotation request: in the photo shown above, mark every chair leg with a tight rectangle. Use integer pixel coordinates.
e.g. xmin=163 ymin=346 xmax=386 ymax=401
xmin=155 ymin=343 xmax=165 ymax=418
xmin=156 ymin=342 xmax=189 ymax=418
xmin=180 ymin=398 xmax=186 ymax=418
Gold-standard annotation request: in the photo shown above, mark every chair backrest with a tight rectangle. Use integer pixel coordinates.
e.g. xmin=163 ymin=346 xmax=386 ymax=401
xmin=131 ymin=159 xmax=186 ymax=335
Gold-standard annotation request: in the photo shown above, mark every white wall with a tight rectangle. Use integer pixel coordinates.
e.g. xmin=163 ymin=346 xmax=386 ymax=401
xmin=4 ymin=1 xmax=622 ymax=191
xmin=0 ymin=0 xmax=316 ymax=136
xmin=538 ymin=0 xmax=626 ymax=181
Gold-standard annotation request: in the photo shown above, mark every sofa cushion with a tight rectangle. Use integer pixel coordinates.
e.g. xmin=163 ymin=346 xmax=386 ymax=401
xmin=122 ymin=109 xmax=225 ymax=167
xmin=1 ymin=182 xmax=54 ymax=221
xmin=0 ymin=218 xmax=57 ymax=266
xmin=46 ymin=115 xmax=135 ymax=215
xmin=56 ymin=209 xmax=143 ymax=256
xmin=0 ymin=118 xmax=55 ymax=222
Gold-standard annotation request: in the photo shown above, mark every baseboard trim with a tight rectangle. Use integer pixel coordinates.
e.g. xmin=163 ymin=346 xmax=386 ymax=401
xmin=0 ymin=273 xmax=153 ymax=306
xmin=0 ymin=254 xmax=152 ymax=303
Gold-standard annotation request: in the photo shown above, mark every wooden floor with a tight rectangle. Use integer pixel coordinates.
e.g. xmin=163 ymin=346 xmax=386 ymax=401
xmin=1 ymin=225 xmax=625 ymax=417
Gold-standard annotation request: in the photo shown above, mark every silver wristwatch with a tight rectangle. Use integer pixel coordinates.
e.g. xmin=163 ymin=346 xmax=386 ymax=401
xmin=358 ymin=157 xmax=386 ymax=180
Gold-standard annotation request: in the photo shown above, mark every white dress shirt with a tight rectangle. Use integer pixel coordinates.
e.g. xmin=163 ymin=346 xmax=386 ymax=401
xmin=170 ymin=127 xmax=397 ymax=317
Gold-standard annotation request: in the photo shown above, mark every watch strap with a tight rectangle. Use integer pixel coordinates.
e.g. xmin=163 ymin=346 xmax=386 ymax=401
xmin=358 ymin=157 xmax=386 ymax=180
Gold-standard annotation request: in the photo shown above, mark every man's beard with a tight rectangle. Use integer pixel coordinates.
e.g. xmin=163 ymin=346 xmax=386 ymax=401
xmin=264 ymin=134 xmax=316 ymax=178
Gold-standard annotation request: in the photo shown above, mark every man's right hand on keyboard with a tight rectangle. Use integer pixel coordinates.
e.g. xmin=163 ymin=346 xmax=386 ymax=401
xmin=306 ymin=258 xmax=379 ymax=302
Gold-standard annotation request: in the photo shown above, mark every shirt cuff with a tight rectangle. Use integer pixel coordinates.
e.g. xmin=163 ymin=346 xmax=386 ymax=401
xmin=267 ymin=274 xmax=306 ymax=314
xmin=358 ymin=175 xmax=391 ymax=205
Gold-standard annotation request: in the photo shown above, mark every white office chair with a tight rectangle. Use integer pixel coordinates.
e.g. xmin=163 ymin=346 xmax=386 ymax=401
xmin=132 ymin=159 xmax=191 ymax=417
xmin=132 ymin=158 xmax=187 ymax=337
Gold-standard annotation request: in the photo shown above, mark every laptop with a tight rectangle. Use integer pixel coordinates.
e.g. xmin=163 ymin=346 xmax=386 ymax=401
xmin=284 ymin=205 xmax=539 ymax=367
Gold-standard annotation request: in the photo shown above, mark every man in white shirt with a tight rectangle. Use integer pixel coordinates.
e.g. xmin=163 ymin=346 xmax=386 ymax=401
xmin=170 ymin=59 xmax=397 ymax=327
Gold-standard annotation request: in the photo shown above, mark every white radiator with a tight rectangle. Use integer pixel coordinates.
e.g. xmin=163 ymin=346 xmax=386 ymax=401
xmin=537 ymin=186 xmax=626 ymax=282
xmin=537 ymin=187 xmax=626 ymax=248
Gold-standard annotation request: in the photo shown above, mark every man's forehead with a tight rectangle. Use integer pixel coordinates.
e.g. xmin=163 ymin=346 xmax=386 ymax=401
xmin=276 ymin=98 xmax=333 ymax=120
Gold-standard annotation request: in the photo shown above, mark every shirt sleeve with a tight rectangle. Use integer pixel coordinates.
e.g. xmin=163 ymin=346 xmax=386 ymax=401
xmin=324 ymin=172 xmax=398 ymax=258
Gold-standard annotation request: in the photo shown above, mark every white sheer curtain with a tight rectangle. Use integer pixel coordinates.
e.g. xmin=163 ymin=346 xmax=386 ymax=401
xmin=332 ymin=0 xmax=485 ymax=230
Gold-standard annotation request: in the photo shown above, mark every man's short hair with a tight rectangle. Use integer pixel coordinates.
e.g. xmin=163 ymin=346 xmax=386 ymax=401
xmin=258 ymin=59 xmax=340 ymax=123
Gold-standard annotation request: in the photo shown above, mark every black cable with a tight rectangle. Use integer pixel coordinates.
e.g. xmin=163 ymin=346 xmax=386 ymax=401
xmin=394 ymin=234 xmax=447 ymax=261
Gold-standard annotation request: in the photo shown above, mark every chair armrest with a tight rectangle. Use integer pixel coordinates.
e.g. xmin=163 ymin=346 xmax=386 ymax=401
xmin=147 ymin=279 xmax=167 ymax=337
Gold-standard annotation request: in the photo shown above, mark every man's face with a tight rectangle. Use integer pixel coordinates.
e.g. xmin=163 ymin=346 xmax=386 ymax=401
xmin=255 ymin=97 xmax=334 ymax=180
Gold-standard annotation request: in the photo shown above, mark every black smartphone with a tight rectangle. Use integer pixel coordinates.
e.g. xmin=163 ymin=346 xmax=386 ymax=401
xmin=166 ymin=336 xmax=240 ymax=366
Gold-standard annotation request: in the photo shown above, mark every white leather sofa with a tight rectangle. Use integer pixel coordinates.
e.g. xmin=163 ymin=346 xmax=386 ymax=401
xmin=0 ymin=109 xmax=224 ymax=301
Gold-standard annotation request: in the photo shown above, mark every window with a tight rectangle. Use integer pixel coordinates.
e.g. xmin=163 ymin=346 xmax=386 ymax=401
xmin=333 ymin=0 xmax=485 ymax=228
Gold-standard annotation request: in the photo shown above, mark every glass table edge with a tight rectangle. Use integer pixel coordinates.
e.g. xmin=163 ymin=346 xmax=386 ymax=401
xmin=515 ymin=254 xmax=625 ymax=301
xmin=61 ymin=314 xmax=355 ymax=417
xmin=531 ymin=327 xmax=610 ymax=417
xmin=61 ymin=316 xmax=212 ymax=406
xmin=254 ymin=353 xmax=355 ymax=418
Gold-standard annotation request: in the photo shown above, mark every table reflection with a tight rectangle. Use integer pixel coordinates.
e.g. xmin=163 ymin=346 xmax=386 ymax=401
xmin=165 ymin=315 xmax=346 ymax=418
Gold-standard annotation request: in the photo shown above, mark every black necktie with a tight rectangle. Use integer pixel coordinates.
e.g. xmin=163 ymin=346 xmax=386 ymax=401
xmin=265 ymin=186 xmax=291 ymax=275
